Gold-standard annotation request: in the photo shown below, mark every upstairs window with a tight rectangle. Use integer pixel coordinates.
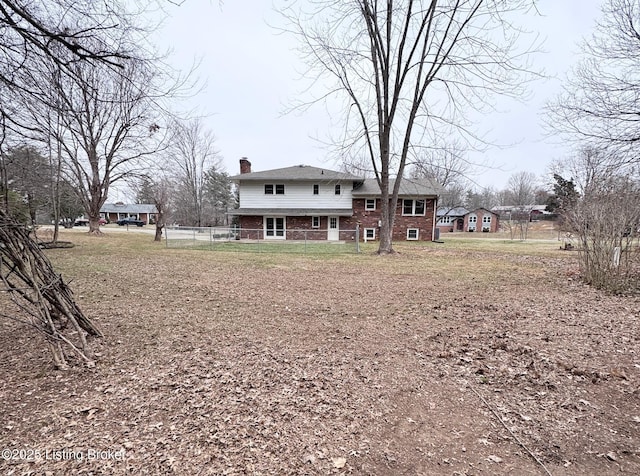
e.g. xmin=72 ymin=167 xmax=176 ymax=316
xmin=335 ymin=184 xmax=341 ymax=195
xmin=265 ymin=184 xmax=285 ymax=194
xmin=365 ymin=199 xmax=376 ymax=210
xmin=313 ymin=184 xmax=319 ymax=195
xmin=402 ymin=199 xmax=425 ymax=216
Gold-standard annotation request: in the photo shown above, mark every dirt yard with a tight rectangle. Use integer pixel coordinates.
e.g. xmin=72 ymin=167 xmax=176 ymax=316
xmin=0 ymin=231 xmax=638 ymax=475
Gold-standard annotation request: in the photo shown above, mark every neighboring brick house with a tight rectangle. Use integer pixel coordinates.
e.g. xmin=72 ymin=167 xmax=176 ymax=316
xmin=230 ymin=158 xmax=440 ymax=241
xmin=437 ymin=207 xmax=500 ymax=233
xmin=464 ymin=208 xmax=500 ymax=233
xmin=100 ymin=202 xmax=158 ymax=224
xmin=436 ymin=207 xmax=469 ymax=233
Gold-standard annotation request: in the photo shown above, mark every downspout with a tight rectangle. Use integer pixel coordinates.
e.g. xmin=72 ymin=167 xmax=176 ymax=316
xmin=432 ymin=195 xmax=438 ymax=241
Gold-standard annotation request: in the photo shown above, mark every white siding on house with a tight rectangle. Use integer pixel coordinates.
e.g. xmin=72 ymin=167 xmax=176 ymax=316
xmin=238 ymin=181 xmax=354 ymax=209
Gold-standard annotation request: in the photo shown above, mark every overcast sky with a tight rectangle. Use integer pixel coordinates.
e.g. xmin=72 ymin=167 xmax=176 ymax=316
xmin=149 ymin=0 xmax=605 ymax=191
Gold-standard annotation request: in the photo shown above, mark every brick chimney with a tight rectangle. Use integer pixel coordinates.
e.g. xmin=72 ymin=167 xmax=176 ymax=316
xmin=239 ymin=157 xmax=252 ymax=174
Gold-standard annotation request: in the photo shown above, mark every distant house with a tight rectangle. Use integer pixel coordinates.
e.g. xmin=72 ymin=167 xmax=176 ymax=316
xmin=437 ymin=207 xmax=500 ymax=233
xmin=229 ymin=158 xmax=441 ymax=241
xmin=464 ymin=208 xmax=500 ymax=233
xmin=436 ymin=207 xmax=469 ymax=233
xmin=100 ymin=202 xmax=158 ymax=225
xmin=492 ymin=205 xmax=550 ymax=222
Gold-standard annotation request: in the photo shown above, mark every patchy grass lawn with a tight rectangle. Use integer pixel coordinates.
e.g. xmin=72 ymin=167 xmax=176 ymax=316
xmin=1 ymin=231 xmax=639 ymax=475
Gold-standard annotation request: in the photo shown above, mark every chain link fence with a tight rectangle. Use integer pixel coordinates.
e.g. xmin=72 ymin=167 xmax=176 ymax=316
xmin=165 ymin=226 xmax=363 ymax=254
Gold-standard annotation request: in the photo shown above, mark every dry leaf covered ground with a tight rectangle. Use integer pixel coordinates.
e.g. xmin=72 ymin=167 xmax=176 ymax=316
xmin=0 ymin=229 xmax=639 ymax=475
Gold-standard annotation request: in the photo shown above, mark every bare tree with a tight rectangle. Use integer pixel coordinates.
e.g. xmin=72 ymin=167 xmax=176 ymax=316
xmin=566 ymin=170 xmax=640 ymax=292
xmin=0 ymin=0 xmax=130 ymax=214
xmin=0 ymin=1 xmax=145 ymax=140
xmin=504 ymin=170 xmax=537 ymax=240
xmin=41 ymin=54 xmax=167 ymax=234
xmin=169 ymin=119 xmax=221 ymax=227
xmin=282 ymin=0 xmax=538 ymax=253
xmin=0 ymin=1 xmax=135 ymax=76
xmin=464 ymin=186 xmax=498 ymax=211
xmin=507 ymin=171 xmax=537 ymax=206
xmin=411 ymin=141 xmax=472 ymax=188
xmin=411 ymin=141 xmax=474 ymax=209
xmin=135 ymin=175 xmax=174 ymax=241
xmin=548 ymin=0 xmax=640 ymax=166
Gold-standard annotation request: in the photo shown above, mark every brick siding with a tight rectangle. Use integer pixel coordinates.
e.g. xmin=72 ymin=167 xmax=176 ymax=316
xmin=237 ymin=197 xmax=437 ymax=241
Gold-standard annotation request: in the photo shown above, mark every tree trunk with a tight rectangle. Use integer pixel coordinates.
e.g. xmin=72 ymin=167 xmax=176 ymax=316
xmin=88 ymin=216 xmax=102 ymax=234
xmin=154 ymin=225 xmax=163 ymax=242
xmin=377 ymin=138 xmax=395 ymax=254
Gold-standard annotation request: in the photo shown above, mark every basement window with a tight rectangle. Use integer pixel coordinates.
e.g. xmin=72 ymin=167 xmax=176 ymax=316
xmin=407 ymin=228 xmax=419 ymax=240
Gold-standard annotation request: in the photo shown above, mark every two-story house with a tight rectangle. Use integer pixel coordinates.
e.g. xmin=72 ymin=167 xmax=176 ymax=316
xmin=436 ymin=207 xmax=500 ymax=233
xmin=230 ymin=158 xmax=440 ymax=241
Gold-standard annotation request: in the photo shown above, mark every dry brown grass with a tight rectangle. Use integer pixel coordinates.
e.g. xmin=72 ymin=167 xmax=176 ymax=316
xmin=0 ymin=230 xmax=638 ymax=475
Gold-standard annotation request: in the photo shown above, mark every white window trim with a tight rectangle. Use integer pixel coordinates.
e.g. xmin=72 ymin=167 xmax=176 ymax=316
xmin=364 ymin=227 xmax=376 ymax=242
xmin=468 ymin=215 xmax=477 ymax=232
xmin=407 ymin=228 xmax=419 ymax=240
xmin=264 ymin=216 xmax=286 ymax=240
xmin=365 ymin=198 xmax=376 ymax=211
xmin=265 ymin=184 xmax=285 ymax=195
xmin=402 ymin=199 xmax=426 ymax=216
xmin=311 ymin=216 xmax=320 ymax=228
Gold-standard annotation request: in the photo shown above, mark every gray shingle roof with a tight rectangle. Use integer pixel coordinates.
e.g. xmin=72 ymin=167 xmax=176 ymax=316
xmin=230 ymin=165 xmax=363 ymax=182
xmin=100 ymin=203 xmax=158 ymax=214
xmin=351 ymin=178 xmax=442 ymax=197
xmin=437 ymin=207 xmax=469 ymax=217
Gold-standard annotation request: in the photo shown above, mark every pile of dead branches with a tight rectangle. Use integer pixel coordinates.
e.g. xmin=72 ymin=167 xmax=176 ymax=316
xmin=0 ymin=210 xmax=101 ymax=369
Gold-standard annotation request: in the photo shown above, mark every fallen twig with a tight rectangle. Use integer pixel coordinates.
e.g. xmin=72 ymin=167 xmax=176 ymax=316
xmin=468 ymin=384 xmax=553 ymax=476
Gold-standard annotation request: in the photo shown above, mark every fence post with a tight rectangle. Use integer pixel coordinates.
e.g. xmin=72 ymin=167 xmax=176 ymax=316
xmin=304 ymin=230 xmax=307 ymax=253
xmin=356 ymin=224 xmax=360 ymax=254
